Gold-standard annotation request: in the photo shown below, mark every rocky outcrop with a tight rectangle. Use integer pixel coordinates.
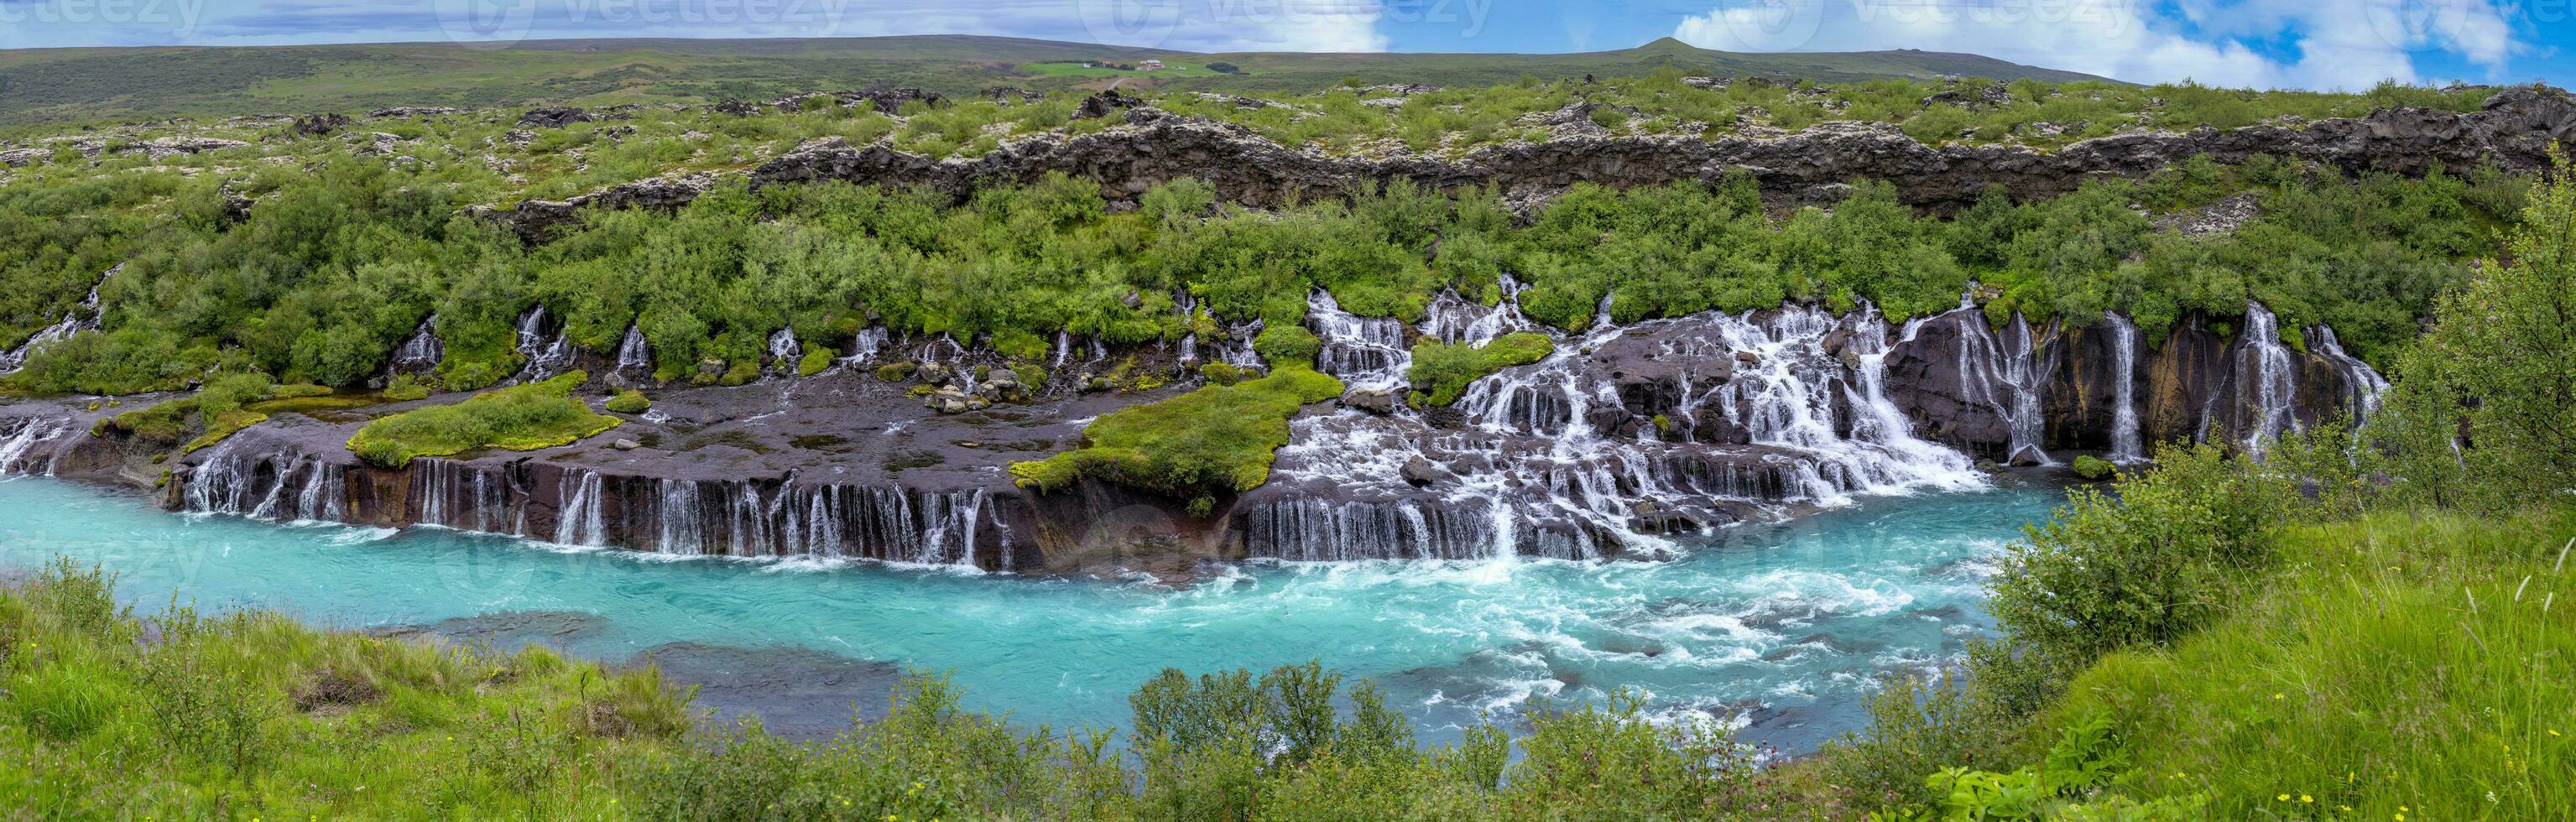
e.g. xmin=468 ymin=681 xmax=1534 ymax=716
xmin=482 ymin=86 xmax=2576 ymax=242
xmin=4 ymin=294 xmax=2391 ymax=581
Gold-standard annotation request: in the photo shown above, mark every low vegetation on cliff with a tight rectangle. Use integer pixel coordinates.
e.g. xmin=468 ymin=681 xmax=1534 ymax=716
xmin=0 ymin=142 xmax=2517 ymax=402
xmin=1405 ymin=332 xmax=1554 ymax=407
xmin=344 ymin=372 xmax=618 ymax=468
xmin=1010 ymin=367 xmax=1343 ymax=511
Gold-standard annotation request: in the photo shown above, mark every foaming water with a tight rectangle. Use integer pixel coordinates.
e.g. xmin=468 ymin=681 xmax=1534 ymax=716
xmin=0 ymin=476 xmax=2060 ymax=753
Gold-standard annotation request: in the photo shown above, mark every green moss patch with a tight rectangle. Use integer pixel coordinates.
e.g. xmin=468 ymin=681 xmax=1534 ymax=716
xmin=1405 ymin=332 xmax=1552 ymax=407
xmin=603 ymin=389 xmax=652 ymax=414
xmin=346 ymin=372 xmax=619 ymax=469
xmin=1010 ymin=367 xmax=1343 ymax=503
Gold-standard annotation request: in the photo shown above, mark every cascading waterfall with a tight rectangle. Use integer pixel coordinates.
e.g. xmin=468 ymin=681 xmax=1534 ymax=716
xmin=1268 ymin=282 xmax=1990 ymax=564
xmin=2105 ymin=313 xmax=2146 ymax=463
xmin=612 ymin=325 xmax=653 ymax=384
xmin=1224 ymin=320 xmax=1265 ymax=369
xmin=1952 ymin=305 xmax=2056 ymax=466
xmin=1174 ymin=291 xmax=1201 ymax=367
xmin=508 ymin=306 xmax=576 ymax=384
xmin=2234 ymin=303 xmax=2300 ymax=460
xmin=388 ymin=316 xmax=444 ymax=377
xmin=1419 ymin=275 xmax=1533 ymax=346
xmin=1051 ymin=330 xmax=1072 ymax=368
xmin=0 ymin=265 xmax=115 ymax=375
xmin=0 ymin=417 xmax=75 ymax=476
xmin=1305 ymin=290 xmax=1411 ymax=389
xmin=555 ymin=469 xmax=607 ymax=546
xmin=2308 ymin=325 xmax=2391 ymax=424
xmin=180 ymin=445 xmax=346 ymax=523
xmin=840 ymin=327 xmax=889 ymax=366
xmin=765 ymin=327 xmax=802 ymax=374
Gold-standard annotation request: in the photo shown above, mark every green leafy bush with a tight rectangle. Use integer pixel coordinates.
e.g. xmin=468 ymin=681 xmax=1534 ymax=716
xmin=1405 ymin=332 xmax=1551 ymax=406
xmin=345 ymin=372 xmax=618 ymax=468
xmin=1252 ymin=325 xmax=1323 ymax=368
xmin=2069 ymin=455 xmax=2115 ymax=481
xmin=795 ymin=346 xmax=837 ymax=377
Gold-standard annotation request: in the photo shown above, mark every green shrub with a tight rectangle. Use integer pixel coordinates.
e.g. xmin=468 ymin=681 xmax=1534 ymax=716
xmin=1405 ymin=332 xmax=1552 ymax=406
xmin=873 ymin=362 xmax=917 ymax=382
xmin=604 ymin=389 xmax=651 ymax=414
xmin=269 ymin=382 xmax=332 ymax=398
xmin=383 ymin=373 xmax=432 ymax=402
xmin=2070 ymin=455 xmax=2115 ymax=481
xmin=1253 ymin=325 xmax=1323 ymax=368
xmin=344 ymin=372 xmax=618 ymax=468
xmin=1010 ymin=366 xmax=1343 ymax=498
xmin=1199 ymin=362 xmax=1244 ymax=386
xmin=795 ymin=346 xmax=836 ymax=377
xmin=1986 ymin=443 xmax=2297 ymax=679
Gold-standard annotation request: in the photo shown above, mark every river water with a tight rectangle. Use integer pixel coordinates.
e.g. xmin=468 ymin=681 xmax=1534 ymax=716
xmin=0 ymin=475 xmax=2060 ymax=753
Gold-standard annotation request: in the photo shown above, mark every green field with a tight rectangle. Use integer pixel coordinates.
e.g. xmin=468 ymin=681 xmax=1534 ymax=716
xmin=0 ymin=35 xmax=2107 ymax=127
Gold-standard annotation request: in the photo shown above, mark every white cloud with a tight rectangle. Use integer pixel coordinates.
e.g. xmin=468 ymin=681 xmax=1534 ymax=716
xmin=1673 ymin=0 xmax=2523 ymax=90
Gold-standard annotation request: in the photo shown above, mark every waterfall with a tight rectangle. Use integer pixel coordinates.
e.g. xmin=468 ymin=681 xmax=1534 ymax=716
xmin=1953 ymin=310 xmax=2055 ymax=466
xmin=1225 ymin=320 xmax=1265 ymax=369
xmin=1419 ymin=274 xmax=1532 ymax=346
xmin=839 ymin=327 xmax=889 ymax=366
xmin=1051 ymin=330 xmax=1071 ymax=368
xmin=414 ymin=458 xmax=503 ymax=532
xmin=508 ymin=306 xmax=576 ymax=384
xmin=1271 ymin=289 xmax=1989 ymax=564
xmin=2308 ymin=325 xmax=2391 ymax=426
xmin=0 ymin=417 xmax=75 ymax=476
xmin=388 ymin=316 xmax=444 ymax=377
xmin=1175 ymin=291 xmax=1201 ymax=367
xmin=555 ymin=469 xmax=607 ymax=546
xmin=179 ymin=445 xmax=346 ymax=523
xmin=765 ymin=327 xmax=802 ymax=374
xmin=612 ymin=325 xmax=653 ymax=384
xmin=656 ymin=478 xmax=708 ymax=556
xmin=1305 ymin=290 xmax=1411 ymax=389
xmin=0 ymin=265 xmax=115 ymax=375
xmin=2105 ymin=313 xmax=2146 ymax=464
xmin=2234 ymin=303 xmax=2300 ymax=460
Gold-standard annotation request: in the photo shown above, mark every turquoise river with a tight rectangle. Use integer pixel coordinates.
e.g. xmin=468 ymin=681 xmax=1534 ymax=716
xmin=0 ymin=475 xmax=2063 ymax=753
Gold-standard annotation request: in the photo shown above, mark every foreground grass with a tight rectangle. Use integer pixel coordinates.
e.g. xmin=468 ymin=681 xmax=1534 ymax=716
xmin=345 ymin=372 xmax=619 ymax=469
xmin=2039 ymin=509 xmax=2576 ymax=818
xmin=0 ymin=561 xmax=687 ymax=818
xmin=0 ymin=560 xmax=1806 ymax=819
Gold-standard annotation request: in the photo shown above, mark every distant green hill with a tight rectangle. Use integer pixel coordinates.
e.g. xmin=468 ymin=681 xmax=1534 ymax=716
xmin=0 ymin=35 xmax=2113 ymax=127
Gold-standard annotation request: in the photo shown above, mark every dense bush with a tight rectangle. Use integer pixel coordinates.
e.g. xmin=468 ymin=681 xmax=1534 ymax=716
xmin=0 ymin=150 xmax=2519 ymax=398
xmin=603 ymin=389 xmax=652 ymax=414
xmin=1405 ymin=332 xmax=1552 ymax=406
xmin=345 ymin=372 xmax=618 ymax=468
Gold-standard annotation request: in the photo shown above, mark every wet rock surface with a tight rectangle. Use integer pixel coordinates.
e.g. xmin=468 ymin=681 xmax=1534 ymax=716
xmin=3 ymin=290 xmax=2388 ymax=581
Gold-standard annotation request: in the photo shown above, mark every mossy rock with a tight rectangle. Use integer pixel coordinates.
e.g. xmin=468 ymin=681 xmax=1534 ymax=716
xmin=604 ymin=389 xmax=652 ymax=414
xmin=2073 ymin=455 xmax=2116 ymax=481
xmin=1010 ymin=366 xmax=1344 ymax=498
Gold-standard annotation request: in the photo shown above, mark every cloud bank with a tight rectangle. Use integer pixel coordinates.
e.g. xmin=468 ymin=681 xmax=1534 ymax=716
xmin=1672 ymin=0 xmax=2524 ymax=89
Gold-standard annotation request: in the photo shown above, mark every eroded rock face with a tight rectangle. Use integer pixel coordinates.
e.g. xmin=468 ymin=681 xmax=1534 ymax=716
xmin=7 ymin=296 xmax=2391 ymax=581
xmin=482 ymin=86 xmax=2576 ymax=242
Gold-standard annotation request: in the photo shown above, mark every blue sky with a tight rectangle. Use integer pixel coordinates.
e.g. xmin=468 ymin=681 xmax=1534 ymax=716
xmin=1 ymin=0 xmax=2565 ymax=89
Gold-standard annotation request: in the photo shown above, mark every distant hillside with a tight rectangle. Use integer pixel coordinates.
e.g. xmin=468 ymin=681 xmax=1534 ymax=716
xmin=0 ymin=35 xmax=2113 ymax=127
